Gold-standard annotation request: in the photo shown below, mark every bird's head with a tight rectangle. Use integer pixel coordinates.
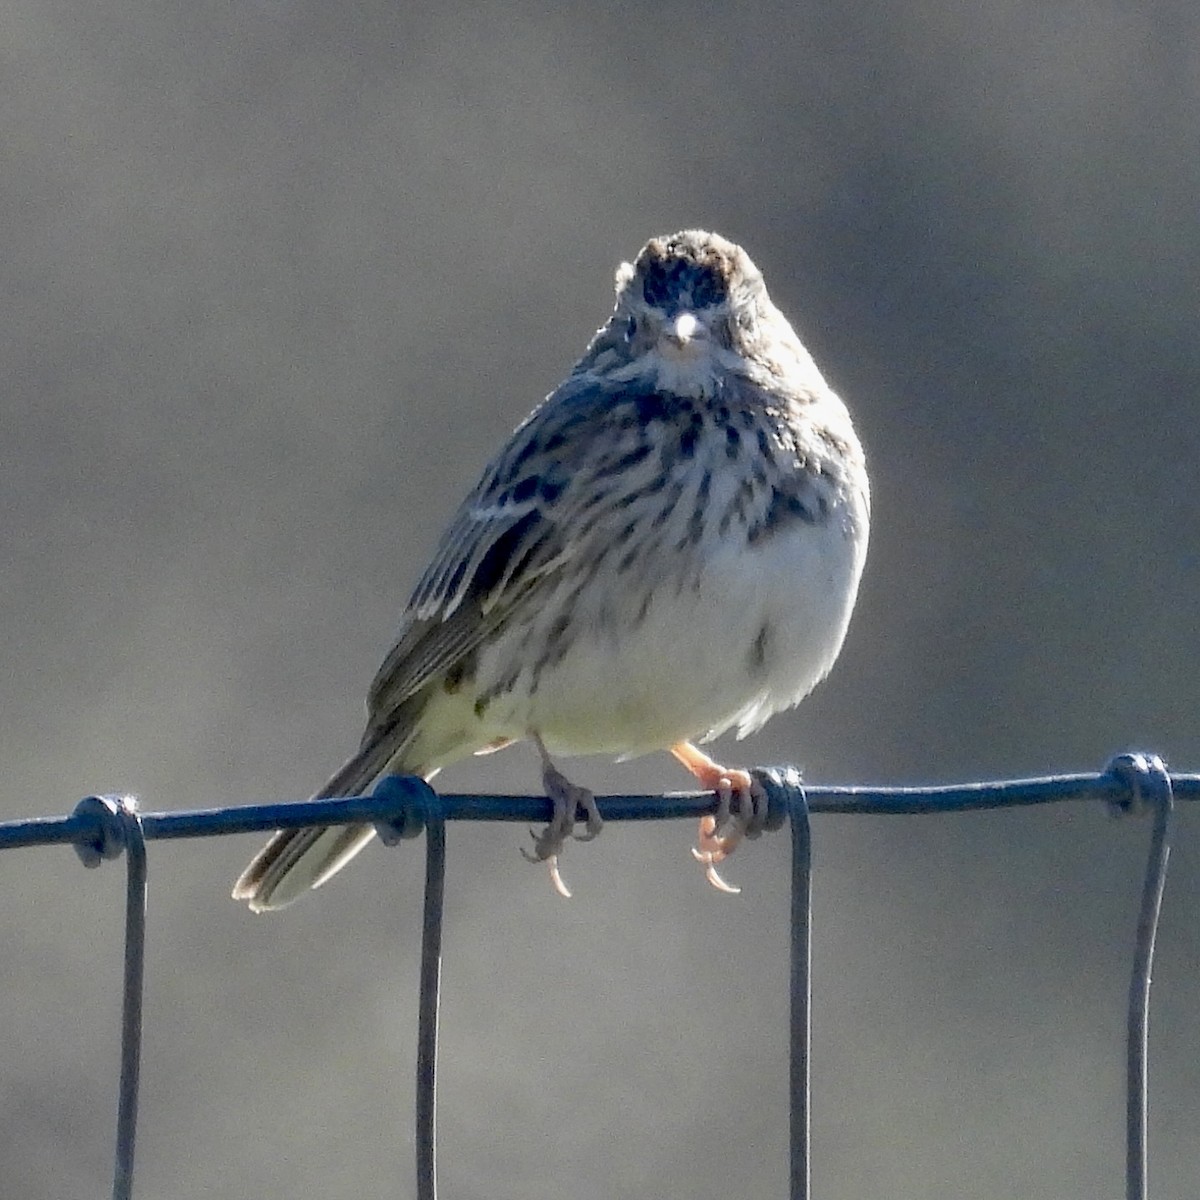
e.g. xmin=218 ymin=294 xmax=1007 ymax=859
xmin=582 ymin=230 xmax=776 ymax=393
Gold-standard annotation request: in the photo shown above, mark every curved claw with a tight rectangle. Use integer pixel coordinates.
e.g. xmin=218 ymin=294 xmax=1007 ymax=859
xmin=547 ymin=856 xmax=572 ymax=899
xmin=520 ymin=828 xmax=574 ymax=898
xmin=691 ymin=843 xmax=742 ymax=894
xmin=704 ymin=861 xmax=741 ymax=895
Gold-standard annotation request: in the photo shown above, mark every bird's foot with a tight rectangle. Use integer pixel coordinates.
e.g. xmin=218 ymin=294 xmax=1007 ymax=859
xmin=521 ymin=737 xmax=603 ymax=897
xmin=671 ymin=742 xmax=767 ymax=894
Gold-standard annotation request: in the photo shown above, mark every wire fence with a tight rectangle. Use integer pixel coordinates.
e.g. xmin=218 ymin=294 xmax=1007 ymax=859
xmin=0 ymin=750 xmax=1191 ymax=1200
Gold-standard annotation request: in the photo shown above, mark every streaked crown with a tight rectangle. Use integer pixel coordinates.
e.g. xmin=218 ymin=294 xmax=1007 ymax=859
xmin=576 ymin=231 xmax=775 ymax=386
xmin=618 ymin=230 xmax=764 ymax=318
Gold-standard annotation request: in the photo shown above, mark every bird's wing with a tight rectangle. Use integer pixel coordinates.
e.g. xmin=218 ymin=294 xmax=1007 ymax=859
xmin=364 ymin=417 xmax=581 ymax=724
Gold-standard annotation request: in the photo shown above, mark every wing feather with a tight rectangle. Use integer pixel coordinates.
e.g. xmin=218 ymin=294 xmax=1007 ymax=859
xmin=366 ymin=500 xmax=572 ymax=722
xmin=364 ymin=374 xmax=635 ymax=723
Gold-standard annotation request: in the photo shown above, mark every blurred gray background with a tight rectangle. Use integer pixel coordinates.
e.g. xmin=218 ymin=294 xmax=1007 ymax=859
xmin=2 ymin=1 xmax=1197 ymax=1197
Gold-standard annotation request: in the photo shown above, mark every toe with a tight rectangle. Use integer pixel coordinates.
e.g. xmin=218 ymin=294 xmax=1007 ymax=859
xmin=742 ymin=777 xmax=770 ymax=840
xmin=572 ymin=792 xmax=604 ymax=843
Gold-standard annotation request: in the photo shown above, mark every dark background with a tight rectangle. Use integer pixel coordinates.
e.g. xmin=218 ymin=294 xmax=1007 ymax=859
xmin=2 ymin=2 xmax=1197 ymax=1197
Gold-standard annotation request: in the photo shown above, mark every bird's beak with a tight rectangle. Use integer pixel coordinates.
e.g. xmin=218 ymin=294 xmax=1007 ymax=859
xmin=663 ymin=311 xmax=702 ymax=349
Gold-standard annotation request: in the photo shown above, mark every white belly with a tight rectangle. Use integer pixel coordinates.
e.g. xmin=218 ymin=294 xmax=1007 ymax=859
xmin=474 ymin=491 xmax=868 ymax=757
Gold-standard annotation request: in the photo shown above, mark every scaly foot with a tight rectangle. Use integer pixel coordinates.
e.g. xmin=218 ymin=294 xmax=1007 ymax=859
xmin=520 ymin=735 xmax=603 ymax=897
xmin=671 ymin=741 xmax=767 ymax=894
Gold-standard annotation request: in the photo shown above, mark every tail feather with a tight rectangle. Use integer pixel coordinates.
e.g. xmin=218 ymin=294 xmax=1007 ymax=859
xmin=233 ymin=823 xmax=379 ymax=912
xmin=232 ymin=721 xmax=425 ymax=912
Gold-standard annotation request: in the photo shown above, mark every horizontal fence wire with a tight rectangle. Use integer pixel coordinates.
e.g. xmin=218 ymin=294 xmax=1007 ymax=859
xmin=0 ymin=753 xmax=1191 ymax=1200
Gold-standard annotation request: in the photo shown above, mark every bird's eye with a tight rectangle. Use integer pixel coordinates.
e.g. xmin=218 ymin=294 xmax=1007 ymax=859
xmin=623 ymin=316 xmax=638 ymax=343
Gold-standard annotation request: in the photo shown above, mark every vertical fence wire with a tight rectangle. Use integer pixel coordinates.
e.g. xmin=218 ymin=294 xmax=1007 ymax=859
xmin=1111 ymin=754 xmax=1174 ymax=1200
xmin=113 ymin=804 xmax=147 ymax=1200
xmin=71 ymin=795 xmax=147 ymax=1200
xmin=416 ymin=813 xmax=446 ymax=1200
xmin=788 ymin=780 xmax=811 ymax=1200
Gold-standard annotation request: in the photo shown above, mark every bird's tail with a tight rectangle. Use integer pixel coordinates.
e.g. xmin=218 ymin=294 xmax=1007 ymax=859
xmin=232 ymin=723 xmax=424 ymax=912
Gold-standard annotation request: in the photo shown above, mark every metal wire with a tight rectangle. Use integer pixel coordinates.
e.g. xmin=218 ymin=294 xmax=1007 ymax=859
xmin=1108 ymin=754 xmax=1174 ymax=1200
xmin=4 ymin=755 xmax=1192 ymax=1200
xmin=416 ymin=812 xmax=446 ymax=1200
xmin=71 ymin=795 xmax=147 ymax=1200
xmin=753 ymin=768 xmax=812 ymax=1200
xmin=5 ymin=769 xmax=1198 ymax=851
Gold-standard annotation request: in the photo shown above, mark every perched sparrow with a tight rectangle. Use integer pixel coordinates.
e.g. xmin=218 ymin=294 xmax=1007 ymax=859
xmin=233 ymin=230 xmax=869 ymax=910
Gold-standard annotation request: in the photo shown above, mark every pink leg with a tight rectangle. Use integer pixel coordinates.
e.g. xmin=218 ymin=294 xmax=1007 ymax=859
xmin=671 ymin=741 xmax=766 ymax=894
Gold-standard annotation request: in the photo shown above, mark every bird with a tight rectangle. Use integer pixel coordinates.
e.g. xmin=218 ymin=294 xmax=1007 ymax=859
xmin=233 ymin=230 xmax=869 ymax=910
